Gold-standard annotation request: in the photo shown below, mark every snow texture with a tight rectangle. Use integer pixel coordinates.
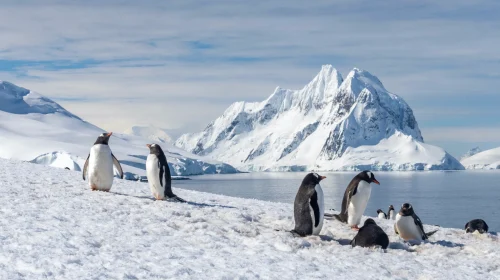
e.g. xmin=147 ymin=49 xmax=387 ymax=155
xmin=0 ymin=158 xmax=497 ymax=279
xmin=175 ymin=66 xmax=463 ymax=171
xmin=0 ymin=81 xmax=238 ymax=177
xmin=461 ymin=146 xmax=500 ymax=170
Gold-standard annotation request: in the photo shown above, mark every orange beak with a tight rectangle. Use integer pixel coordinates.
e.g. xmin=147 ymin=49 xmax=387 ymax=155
xmin=146 ymin=144 xmax=151 ymax=148
xmin=319 ymin=176 xmax=326 ymax=180
xmin=373 ymin=179 xmax=380 ymax=185
xmin=107 ymin=132 xmax=113 ymax=137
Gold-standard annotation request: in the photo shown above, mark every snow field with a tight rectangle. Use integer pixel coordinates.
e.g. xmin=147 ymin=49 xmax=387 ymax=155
xmin=0 ymin=159 xmax=498 ymax=279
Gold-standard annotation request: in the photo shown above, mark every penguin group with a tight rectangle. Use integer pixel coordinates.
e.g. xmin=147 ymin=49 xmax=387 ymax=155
xmin=81 ymin=132 xmax=490 ymax=249
xmin=292 ymin=171 xmax=489 ymax=249
xmin=83 ymin=133 xmax=184 ymax=202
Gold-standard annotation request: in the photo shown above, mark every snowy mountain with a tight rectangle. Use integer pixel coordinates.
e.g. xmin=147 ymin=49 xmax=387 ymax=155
xmin=0 ymin=80 xmax=238 ymax=177
xmin=124 ymin=125 xmax=179 ymax=143
xmin=460 ymin=146 xmax=482 ymax=161
xmin=461 ymin=147 xmax=500 ymax=170
xmin=0 ymin=158 xmax=497 ymax=278
xmin=175 ymin=65 xmax=463 ymax=171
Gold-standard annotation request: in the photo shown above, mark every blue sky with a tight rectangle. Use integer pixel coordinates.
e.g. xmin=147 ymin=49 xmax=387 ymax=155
xmin=0 ymin=0 xmax=499 ymax=157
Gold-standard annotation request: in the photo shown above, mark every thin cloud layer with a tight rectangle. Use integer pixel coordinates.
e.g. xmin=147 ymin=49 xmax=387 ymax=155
xmin=1 ymin=0 xmax=499 ymax=156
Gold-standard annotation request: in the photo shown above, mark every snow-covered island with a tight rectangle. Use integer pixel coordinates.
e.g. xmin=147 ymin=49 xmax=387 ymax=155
xmin=461 ymin=146 xmax=500 ymax=170
xmin=175 ymin=65 xmax=464 ymax=171
xmin=0 ymin=81 xmax=239 ymax=177
xmin=0 ymin=158 xmax=497 ymax=279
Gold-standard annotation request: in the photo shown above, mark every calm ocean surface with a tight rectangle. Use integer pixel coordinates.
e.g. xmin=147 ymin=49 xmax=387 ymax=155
xmin=173 ymin=171 xmax=500 ymax=232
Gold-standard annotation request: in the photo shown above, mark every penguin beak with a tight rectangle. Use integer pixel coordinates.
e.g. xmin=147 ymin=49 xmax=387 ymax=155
xmin=319 ymin=176 xmax=326 ymax=181
xmin=373 ymin=179 xmax=380 ymax=185
xmin=146 ymin=144 xmax=151 ymax=148
xmin=107 ymin=132 xmax=113 ymax=137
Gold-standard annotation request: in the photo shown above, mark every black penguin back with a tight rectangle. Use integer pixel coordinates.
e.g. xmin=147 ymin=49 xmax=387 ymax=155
xmin=351 ymin=219 xmax=389 ymax=249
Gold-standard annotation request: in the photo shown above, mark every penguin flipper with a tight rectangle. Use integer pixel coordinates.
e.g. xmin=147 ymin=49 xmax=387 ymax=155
xmin=82 ymin=154 xmax=90 ymax=180
xmin=344 ymin=183 xmax=358 ymax=214
xmin=412 ymin=213 xmax=427 ymax=239
xmin=425 ymin=229 xmax=439 ymax=237
xmin=310 ymin=191 xmax=320 ymax=227
xmin=394 ymin=224 xmax=399 ymax=235
xmin=111 ymin=153 xmax=124 ymax=179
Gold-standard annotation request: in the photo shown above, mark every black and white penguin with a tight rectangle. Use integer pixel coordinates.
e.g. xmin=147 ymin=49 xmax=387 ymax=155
xmin=333 ymin=171 xmax=380 ymax=230
xmin=465 ymin=219 xmax=489 ymax=234
xmin=83 ymin=132 xmax=123 ymax=191
xmin=394 ymin=203 xmax=438 ymax=243
xmin=291 ymin=173 xmax=326 ymax=237
xmin=387 ymin=205 xmax=395 ymax=220
xmin=146 ymin=144 xmax=185 ymax=202
xmin=376 ymin=209 xmax=387 ymax=219
xmin=350 ymin=218 xmax=389 ymax=249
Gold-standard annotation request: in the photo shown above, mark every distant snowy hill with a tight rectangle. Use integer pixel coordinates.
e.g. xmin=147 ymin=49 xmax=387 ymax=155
xmin=461 ymin=147 xmax=500 ymax=170
xmin=124 ymin=125 xmax=180 ymax=143
xmin=175 ymin=65 xmax=463 ymax=171
xmin=0 ymin=158 xmax=497 ymax=278
xmin=0 ymin=80 xmax=238 ymax=177
xmin=460 ymin=147 xmax=482 ymax=161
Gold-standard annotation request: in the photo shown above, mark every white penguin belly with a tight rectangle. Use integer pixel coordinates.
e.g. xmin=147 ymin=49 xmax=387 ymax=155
xmin=310 ymin=184 xmax=324 ymax=235
xmin=395 ymin=214 xmax=423 ymax=241
xmin=347 ymin=181 xmax=371 ymax=226
xmin=146 ymin=155 xmax=165 ymax=200
xmin=88 ymin=144 xmax=114 ymax=191
xmin=389 ymin=210 xmax=395 ymax=220
xmin=378 ymin=212 xmax=385 ymax=219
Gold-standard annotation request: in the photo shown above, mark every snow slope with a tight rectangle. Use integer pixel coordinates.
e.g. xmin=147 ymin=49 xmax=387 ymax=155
xmin=0 ymin=80 xmax=238 ymax=177
xmin=0 ymin=158 xmax=497 ymax=279
xmin=460 ymin=147 xmax=482 ymax=161
xmin=461 ymin=147 xmax=500 ymax=170
xmin=175 ymin=65 xmax=463 ymax=171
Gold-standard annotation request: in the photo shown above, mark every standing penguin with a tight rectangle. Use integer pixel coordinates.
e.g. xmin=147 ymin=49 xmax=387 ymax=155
xmin=83 ymin=132 xmax=123 ymax=191
xmin=376 ymin=209 xmax=387 ymax=219
xmin=350 ymin=218 xmax=389 ymax=249
xmin=333 ymin=171 xmax=380 ymax=230
xmin=394 ymin=203 xmax=438 ymax=243
xmin=146 ymin=144 xmax=185 ymax=202
xmin=387 ymin=205 xmax=395 ymax=220
xmin=291 ymin=173 xmax=326 ymax=237
xmin=465 ymin=219 xmax=488 ymax=234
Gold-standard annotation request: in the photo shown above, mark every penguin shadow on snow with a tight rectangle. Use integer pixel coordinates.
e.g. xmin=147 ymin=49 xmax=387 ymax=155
xmin=110 ymin=192 xmax=236 ymax=209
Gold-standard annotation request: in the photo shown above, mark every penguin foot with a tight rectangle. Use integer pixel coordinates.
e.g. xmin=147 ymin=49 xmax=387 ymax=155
xmin=91 ymin=185 xmax=98 ymax=191
xmin=351 ymin=226 xmax=360 ymax=231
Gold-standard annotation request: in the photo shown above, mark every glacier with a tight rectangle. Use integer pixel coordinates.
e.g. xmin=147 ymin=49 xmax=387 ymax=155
xmin=0 ymin=80 xmax=239 ymax=177
xmin=461 ymin=147 xmax=500 ymax=170
xmin=175 ymin=65 xmax=464 ymax=171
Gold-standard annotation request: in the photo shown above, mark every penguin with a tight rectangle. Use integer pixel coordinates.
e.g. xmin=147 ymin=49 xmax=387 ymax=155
xmin=394 ymin=203 xmax=438 ymax=243
xmin=291 ymin=173 xmax=326 ymax=237
xmin=465 ymin=219 xmax=488 ymax=234
xmin=333 ymin=171 xmax=380 ymax=230
xmin=387 ymin=205 xmax=395 ymax=220
xmin=146 ymin=144 xmax=185 ymax=202
xmin=376 ymin=209 xmax=387 ymax=219
xmin=350 ymin=218 xmax=389 ymax=249
xmin=83 ymin=132 xmax=123 ymax=191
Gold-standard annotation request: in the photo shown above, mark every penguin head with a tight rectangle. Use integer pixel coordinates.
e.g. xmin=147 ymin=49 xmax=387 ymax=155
xmin=389 ymin=205 xmax=394 ymax=211
xmin=376 ymin=209 xmax=384 ymax=214
xmin=146 ymin=143 xmax=165 ymax=155
xmin=302 ymin=173 xmax=326 ymax=187
xmin=363 ymin=218 xmax=376 ymax=226
xmin=399 ymin=203 xmax=414 ymax=216
xmin=360 ymin=170 xmax=380 ymax=185
xmin=94 ymin=132 xmax=112 ymax=145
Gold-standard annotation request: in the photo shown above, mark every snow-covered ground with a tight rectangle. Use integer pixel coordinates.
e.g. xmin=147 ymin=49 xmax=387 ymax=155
xmin=0 ymin=158 xmax=497 ymax=279
xmin=0 ymin=80 xmax=238 ymax=177
xmin=461 ymin=146 xmax=500 ymax=170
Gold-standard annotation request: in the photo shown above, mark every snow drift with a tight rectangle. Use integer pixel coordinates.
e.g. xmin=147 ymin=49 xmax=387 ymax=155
xmin=461 ymin=146 xmax=500 ymax=170
xmin=175 ymin=65 xmax=463 ymax=171
xmin=0 ymin=80 xmax=238 ymax=177
xmin=0 ymin=158 xmax=496 ymax=279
